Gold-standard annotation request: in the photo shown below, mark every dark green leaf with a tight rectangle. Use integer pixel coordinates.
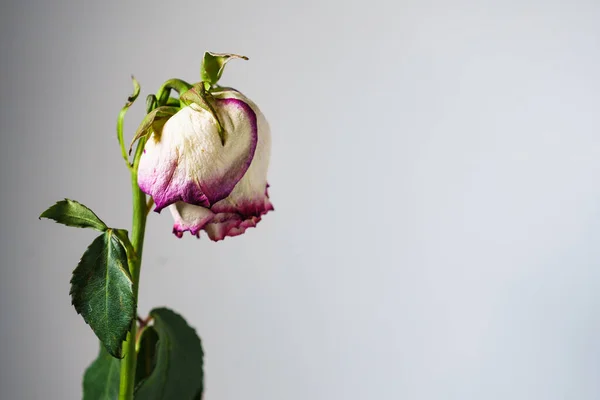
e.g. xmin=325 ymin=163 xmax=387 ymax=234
xmin=129 ymin=106 xmax=179 ymax=154
xmin=201 ymin=51 xmax=248 ymax=86
xmin=71 ymin=230 xmax=135 ymax=358
xmin=113 ymin=228 xmax=137 ymax=266
xmin=135 ymin=326 xmax=159 ymax=390
xmin=40 ymin=199 xmax=107 ymax=231
xmin=82 ymin=342 xmax=121 ymax=400
xmin=134 ymin=308 xmax=204 ymax=400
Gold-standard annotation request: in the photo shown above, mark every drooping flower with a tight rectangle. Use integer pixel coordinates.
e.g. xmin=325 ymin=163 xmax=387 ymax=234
xmin=137 ymin=88 xmax=273 ymax=241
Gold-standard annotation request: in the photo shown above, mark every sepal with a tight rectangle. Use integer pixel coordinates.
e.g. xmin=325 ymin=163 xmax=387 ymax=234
xmin=129 ymin=106 xmax=180 ymax=154
xmin=180 ymin=83 xmax=225 ymax=144
xmin=201 ymin=51 xmax=248 ymax=86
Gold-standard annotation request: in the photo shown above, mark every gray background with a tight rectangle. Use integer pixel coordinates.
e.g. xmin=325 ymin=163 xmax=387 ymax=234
xmin=1 ymin=0 xmax=600 ymax=399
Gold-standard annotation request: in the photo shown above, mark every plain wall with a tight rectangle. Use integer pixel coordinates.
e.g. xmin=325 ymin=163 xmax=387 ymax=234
xmin=2 ymin=0 xmax=600 ymax=399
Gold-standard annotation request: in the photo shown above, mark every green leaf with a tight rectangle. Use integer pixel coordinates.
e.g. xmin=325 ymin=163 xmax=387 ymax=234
xmin=40 ymin=199 xmax=108 ymax=231
xmin=82 ymin=342 xmax=121 ymax=400
xmin=134 ymin=308 xmax=204 ymax=400
xmin=129 ymin=106 xmax=179 ymax=154
xmin=113 ymin=228 xmax=138 ymax=267
xmin=135 ymin=326 xmax=159 ymax=389
xmin=201 ymin=51 xmax=248 ymax=86
xmin=71 ymin=230 xmax=135 ymax=358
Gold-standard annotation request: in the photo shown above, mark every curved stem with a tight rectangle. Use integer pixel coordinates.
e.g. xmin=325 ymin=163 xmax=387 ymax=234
xmin=156 ymin=78 xmax=193 ymax=105
xmin=118 ymin=137 xmax=148 ymax=400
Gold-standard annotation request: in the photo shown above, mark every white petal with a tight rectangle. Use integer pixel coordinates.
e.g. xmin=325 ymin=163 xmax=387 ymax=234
xmin=138 ymin=97 xmax=258 ymax=211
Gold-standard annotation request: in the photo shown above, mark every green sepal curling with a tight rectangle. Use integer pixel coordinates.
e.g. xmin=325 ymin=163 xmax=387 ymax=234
xmin=134 ymin=308 xmax=204 ymax=400
xmin=82 ymin=342 xmax=121 ymax=400
xmin=180 ymin=83 xmax=226 ymax=145
xmin=117 ymin=76 xmax=141 ymax=167
xmin=129 ymin=106 xmax=180 ymax=154
xmin=70 ymin=230 xmax=135 ymax=358
xmin=179 ymin=82 xmax=210 ymax=109
xmin=201 ymin=51 xmax=248 ymax=87
xmin=40 ymin=199 xmax=108 ymax=232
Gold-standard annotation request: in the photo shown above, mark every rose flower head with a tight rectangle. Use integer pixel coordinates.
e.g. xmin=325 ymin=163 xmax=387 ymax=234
xmin=134 ymin=53 xmax=273 ymax=241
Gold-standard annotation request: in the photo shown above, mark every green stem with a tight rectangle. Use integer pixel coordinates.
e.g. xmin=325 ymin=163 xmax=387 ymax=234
xmin=117 ymin=79 xmax=182 ymax=400
xmin=118 ymin=137 xmax=148 ymax=400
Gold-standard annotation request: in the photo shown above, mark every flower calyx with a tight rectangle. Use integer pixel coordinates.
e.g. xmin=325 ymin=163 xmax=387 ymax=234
xmin=129 ymin=106 xmax=180 ymax=155
xmin=200 ymin=52 xmax=248 ymax=88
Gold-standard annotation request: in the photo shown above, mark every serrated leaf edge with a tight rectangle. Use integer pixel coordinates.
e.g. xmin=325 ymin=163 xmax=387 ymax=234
xmin=39 ymin=199 xmax=108 ymax=231
xmin=70 ymin=230 xmax=135 ymax=358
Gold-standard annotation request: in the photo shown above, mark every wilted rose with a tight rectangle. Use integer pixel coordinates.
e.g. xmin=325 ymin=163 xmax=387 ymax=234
xmin=137 ymin=89 xmax=273 ymax=241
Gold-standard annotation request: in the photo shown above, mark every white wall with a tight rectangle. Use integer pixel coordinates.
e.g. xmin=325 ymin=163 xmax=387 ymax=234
xmin=1 ymin=0 xmax=600 ymax=399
